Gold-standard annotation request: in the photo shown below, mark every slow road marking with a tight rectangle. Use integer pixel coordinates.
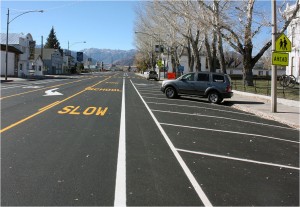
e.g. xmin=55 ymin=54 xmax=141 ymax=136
xmin=57 ymin=106 xmax=108 ymax=116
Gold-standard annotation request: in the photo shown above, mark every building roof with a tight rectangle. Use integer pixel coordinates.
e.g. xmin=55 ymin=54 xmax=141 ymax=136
xmin=0 ymin=44 xmax=23 ymax=54
xmin=0 ymin=33 xmax=33 ymax=44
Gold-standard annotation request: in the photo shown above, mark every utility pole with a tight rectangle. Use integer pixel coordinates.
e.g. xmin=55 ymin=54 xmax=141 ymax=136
xmin=271 ymin=0 xmax=277 ymax=112
xmin=5 ymin=8 xmax=10 ymax=81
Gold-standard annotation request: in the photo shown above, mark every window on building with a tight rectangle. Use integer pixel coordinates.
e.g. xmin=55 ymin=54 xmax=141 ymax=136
xmin=258 ymin=71 xmax=264 ymax=76
xmin=39 ymin=66 xmax=42 ymax=71
xmin=20 ymin=64 xmax=23 ymax=70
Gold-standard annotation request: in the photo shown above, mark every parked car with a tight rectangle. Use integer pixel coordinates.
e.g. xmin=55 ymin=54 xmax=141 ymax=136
xmin=161 ymin=72 xmax=233 ymax=104
xmin=146 ymin=71 xmax=159 ymax=81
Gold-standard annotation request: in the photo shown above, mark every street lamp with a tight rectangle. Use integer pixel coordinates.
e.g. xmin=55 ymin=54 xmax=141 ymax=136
xmin=5 ymin=8 xmax=44 ymax=81
xmin=68 ymin=41 xmax=86 ymax=50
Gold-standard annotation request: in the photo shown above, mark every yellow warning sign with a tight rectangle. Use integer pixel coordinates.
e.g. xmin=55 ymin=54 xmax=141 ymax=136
xmin=272 ymin=52 xmax=289 ymax=66
xmin=275 ymin=33 xmax=291 ymax=52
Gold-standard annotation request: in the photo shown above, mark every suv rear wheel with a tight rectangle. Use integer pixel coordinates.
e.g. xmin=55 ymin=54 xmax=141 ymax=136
xmin=208 ymin=91 xmax=223 ymax=104
xmin=165 ymin=87 xmax=177 ymax=99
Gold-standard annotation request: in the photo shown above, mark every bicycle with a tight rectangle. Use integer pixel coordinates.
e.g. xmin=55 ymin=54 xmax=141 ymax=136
xmin=279 ymin=74 xmax=296 ymax=88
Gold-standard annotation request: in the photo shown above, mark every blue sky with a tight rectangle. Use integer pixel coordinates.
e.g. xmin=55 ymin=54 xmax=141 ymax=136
xmin=1 ymin=1 xmax=139 ymax=51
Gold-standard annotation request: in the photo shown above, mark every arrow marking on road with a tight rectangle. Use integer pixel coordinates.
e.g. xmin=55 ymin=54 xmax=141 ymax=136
xmin=44 ymin=88 xmax=63 ymax=96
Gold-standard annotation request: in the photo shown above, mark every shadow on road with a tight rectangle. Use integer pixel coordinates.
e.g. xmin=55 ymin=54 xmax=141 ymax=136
xmin=223 ymin=100 xmax=265 ymax=106
xmin=178 ymin=96 xmax=265 ymax=107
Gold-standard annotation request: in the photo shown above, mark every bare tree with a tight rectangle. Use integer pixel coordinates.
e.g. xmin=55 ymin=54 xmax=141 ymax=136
xmin=199 ymin=0 xmax=299 ymax=85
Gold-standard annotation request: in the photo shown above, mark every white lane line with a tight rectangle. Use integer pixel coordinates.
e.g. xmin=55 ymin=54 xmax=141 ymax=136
xmin=114 ymin=77 xmax=126 ymax=206
xmin=1 ymin=84 xmax=28 ymax=89
xmin=176 ymin=148 xmax=300 ymax=171
xmin=131 ymin=80 xmax=212 ymax=207
xmin=160 ymin=123 xmax=300 ymax=144
xmin=146 ymin=100 xmax=254 ymax=116
xmin=152 ymin=109 xmax=295 ymax=130
xmin=139 ymin=92 xmax=165 ymax=96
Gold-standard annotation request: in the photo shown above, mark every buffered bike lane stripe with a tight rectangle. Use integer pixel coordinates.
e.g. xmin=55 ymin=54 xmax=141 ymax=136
xmin=0 ymin=76 xmax=96 ymax=100
xmin=0 ymin=76 xmax=113 ymax=134
xmin=130 ymin=80 xmax=213 ymax=207
xmin=114 ymin=77 xmax=126 ymax=206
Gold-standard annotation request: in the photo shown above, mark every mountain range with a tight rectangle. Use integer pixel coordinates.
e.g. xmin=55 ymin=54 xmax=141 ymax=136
xmin=80 ymin=48 xmax=136 ymax=66
xmin=36 ymin=45 xmax=136 ymax=66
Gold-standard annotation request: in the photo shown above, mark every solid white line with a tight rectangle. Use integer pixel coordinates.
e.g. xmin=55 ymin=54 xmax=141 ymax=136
xmin=146 ymin=100 xmax=254 ymax=116
xmin=139 ymin=92 xmax=165 ymax=96
xmin=176 ymin=148 xmax=300 ymax=171
xmin=114 ymin=77 xmax=126 ymax=206
xmin=151 ymin=109 xmax=295 ymax=130
xmin=1 ymin=84 xmax=28 ymax=89
xmin=131 ymin=80 xmax=212 ymax=207
xmin=160 ymin=123 xmax=300 ymax=144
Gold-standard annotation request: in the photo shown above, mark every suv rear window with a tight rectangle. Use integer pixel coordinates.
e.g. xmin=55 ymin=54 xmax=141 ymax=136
xmin=149 ymin=71 xmax=157 ymax=74
xmin=213 ymin=74 xmax=225 ymax=82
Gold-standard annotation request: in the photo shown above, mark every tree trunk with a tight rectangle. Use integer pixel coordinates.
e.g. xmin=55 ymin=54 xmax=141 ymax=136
xmin=243 ymin=47 xmax=255 ymax=86
xmin=214 ymin=0 xmax=226 ymax=74
xmin=186 ymin=42 xmax=194 ymax=72
xmin=212 ymin=30 xmax=217 ymax=72
xmin=204 ymin=33 xmax=213 ymax=72
xmin=217 ymin=32 xmax=226 ymax=74
xmin=191 ymin=41 xmax=201 ymax=72
xmin=243 ymin=66 xmax=254 ymax=87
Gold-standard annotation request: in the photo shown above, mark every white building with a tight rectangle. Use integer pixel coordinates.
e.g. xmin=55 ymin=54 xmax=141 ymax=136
xmin=285 ymin=2 xmax=300 ymax=82
xmin=1 ymin=44 xmax=23 ymax=76
xmin=35 ymin=48 xmax=63 ymax=75
xmin=0 ymin=33 xmax=39 ymax=77
xmin=30 ymin=55 xmax=44 ymax=76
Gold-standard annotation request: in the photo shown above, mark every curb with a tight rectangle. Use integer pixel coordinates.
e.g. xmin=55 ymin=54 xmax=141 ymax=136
xmin=231 ymin=104 xmax=300 ymax=129
xmin=232 ymin=90 xmax=300 ymax=108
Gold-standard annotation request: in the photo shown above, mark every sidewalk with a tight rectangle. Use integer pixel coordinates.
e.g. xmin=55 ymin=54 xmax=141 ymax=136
xmin=138 ymin=73 xmax=300 ymax=129
xmin=230 ymin=90 xmax=299 ymax=129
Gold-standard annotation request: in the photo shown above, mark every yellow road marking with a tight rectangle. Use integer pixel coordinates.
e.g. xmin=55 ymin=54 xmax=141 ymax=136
xmin=0 ymin=76 xmax=112 ymax=134
xmin=57 ymin=106 xmax=108 ymax=116
xmin=85 ymin=87 xmax=121 ymax=92
xmin=39 ymin=101 xmax=61 ymax=112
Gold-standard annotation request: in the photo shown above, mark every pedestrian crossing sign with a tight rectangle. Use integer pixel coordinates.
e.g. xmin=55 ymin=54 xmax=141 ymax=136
xmin=275 ymin=33 xmax=291 ymax=52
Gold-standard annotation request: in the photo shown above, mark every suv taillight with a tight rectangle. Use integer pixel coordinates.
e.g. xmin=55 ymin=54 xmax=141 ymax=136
xmin=226 ymin=85 xmax=232 ymax=92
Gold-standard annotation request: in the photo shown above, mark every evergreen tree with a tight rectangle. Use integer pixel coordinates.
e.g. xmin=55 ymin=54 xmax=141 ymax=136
xmin=44 ymin=26 xmax=61 ymax=50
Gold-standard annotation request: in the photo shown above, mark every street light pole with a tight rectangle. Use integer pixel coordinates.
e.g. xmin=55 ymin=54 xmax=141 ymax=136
xmin=5 ymin=8 xmax=43 ymax=81
xmin=68 ymin=41 xmax=86 ymax=50
xmin=5 ymin=8 xmax=10 ymax=81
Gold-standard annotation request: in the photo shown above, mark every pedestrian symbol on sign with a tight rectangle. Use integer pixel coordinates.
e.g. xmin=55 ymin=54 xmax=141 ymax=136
xmin=275 ymin=33 xmax=291 ymax=52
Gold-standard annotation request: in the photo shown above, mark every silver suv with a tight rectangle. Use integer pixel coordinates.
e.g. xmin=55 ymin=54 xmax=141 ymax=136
xmin=147 ymin=71 xmax=159 ymax=81
xmin=161 ymin=72 xmax=233 ymax=104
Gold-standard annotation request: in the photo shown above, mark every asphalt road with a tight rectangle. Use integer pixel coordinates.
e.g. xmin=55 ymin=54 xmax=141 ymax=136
xmin=1 ymin=72 xmax=299 ymax=206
